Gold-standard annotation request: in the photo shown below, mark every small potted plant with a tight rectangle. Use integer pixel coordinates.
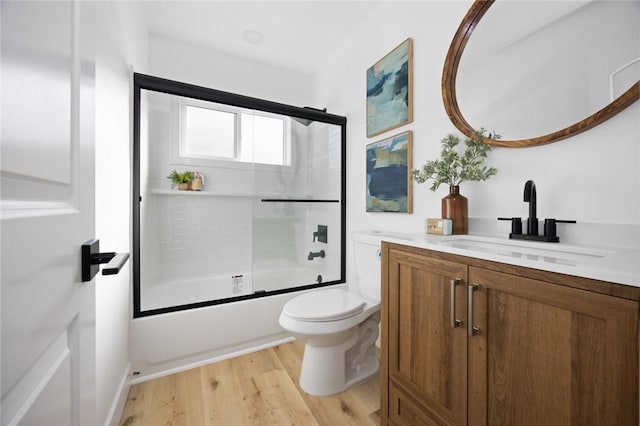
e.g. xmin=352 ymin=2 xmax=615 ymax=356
xmin=412 ymin=128 xmax=498 ymax=234
xmin=167 ymin=170 xmax=195 ymax=190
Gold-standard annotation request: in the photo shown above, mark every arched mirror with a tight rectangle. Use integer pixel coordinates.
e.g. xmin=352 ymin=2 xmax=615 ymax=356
xmin=442 ymin=0 xmax=640 ymax=147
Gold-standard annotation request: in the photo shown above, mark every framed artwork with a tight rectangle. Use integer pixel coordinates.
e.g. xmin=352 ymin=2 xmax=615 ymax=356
xmin=366 ymin=38 xmax=413 ymax=138
xmin=366 ymin=131 xmax=413 ymax=213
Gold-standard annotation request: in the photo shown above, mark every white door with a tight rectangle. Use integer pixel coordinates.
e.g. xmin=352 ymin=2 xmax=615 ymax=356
xmin=1 ymin=1 xmax=97 ymax=425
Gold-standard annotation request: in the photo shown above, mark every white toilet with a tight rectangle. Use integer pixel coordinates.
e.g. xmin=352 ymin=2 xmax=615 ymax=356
xmin=278 ymin=230 xmax=383 ymax=396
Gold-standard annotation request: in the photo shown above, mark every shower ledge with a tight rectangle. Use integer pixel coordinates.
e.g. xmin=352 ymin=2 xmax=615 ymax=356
xmin=148 ymin=189 xmax=319 ymax=198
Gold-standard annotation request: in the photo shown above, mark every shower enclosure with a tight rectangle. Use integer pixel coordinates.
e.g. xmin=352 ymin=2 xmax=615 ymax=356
xmin=133 ymin=74 xmax=346 ymax=317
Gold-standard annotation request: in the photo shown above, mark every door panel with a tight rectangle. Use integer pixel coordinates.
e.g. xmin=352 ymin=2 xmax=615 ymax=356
xmin=6 ymin=327 xmax=73 ymax=426
xmin=1 ymin=1 xmax=72 ymax=186
xmin=387 ymin=249 xmax=467 ymax=426
xmin=1 ymin=1 xmax=96 ymax=425
xmin=468 ymin=266 xmax=639 ymax=426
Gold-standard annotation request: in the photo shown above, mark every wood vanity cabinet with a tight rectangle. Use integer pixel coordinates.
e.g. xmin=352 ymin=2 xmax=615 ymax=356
xmin=380 ymin=242 xmax=639 ymax=426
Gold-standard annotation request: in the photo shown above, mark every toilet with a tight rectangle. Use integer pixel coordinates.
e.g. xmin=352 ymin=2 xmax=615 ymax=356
xmin=278 ymin=230 xmax=383 ymax=396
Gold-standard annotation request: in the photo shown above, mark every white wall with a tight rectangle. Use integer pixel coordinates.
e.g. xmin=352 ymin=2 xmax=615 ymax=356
xmin=93 ymin=2 xmax=147 ymax=425
xmin=148 ymin=33 xmax=314 ymax=108
xmin=312 ymin=1 xmax=640 ymax=287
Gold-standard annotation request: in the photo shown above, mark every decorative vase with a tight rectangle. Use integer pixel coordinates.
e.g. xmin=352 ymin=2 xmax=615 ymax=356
xmin=178 ymin=182 xmax=190 ymax=191
xmin=442 ymin=185 xmax=468 ymax=235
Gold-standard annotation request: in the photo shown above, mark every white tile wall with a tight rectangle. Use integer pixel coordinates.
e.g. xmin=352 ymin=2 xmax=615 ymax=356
xmin=153 ymin=195 xmax=253 ymax=281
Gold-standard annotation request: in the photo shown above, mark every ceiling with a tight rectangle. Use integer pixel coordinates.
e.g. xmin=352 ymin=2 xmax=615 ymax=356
xmin=140 ymin=1 xmax=383 ymax=75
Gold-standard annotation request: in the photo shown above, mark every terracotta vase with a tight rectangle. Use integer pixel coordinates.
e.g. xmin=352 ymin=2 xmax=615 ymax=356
xmin=442 ymin=185 xmax=468 ymax=235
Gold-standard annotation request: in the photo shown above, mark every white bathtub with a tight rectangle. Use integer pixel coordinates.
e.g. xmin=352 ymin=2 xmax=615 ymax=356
xmin=141 ymin=264 xmax=329 ymax=311
xmin=131 ymin=265 xmax=344 ymax=382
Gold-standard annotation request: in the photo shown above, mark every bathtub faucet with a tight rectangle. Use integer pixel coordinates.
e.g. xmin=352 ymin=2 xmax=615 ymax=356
xmin=308 ymin=250 xmax=325 ymax=261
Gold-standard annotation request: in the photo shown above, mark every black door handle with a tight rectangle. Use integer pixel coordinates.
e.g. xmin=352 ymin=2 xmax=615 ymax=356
xmin=81 ymin=239 xmax=129 ymax=282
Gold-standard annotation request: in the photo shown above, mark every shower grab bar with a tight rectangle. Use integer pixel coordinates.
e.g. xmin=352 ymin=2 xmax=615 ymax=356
xmin=261 ymin=199 xmax=340 ymax=203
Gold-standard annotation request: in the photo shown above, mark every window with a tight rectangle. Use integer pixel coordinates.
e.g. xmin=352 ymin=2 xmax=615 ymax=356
xmin=179 ymin=99 xmax=290 ymax=166
xmin=183 ymin=106 xmax=236 ymax=159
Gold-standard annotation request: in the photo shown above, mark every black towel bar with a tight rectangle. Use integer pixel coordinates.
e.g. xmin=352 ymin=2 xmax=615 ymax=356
xmin=260 ymin=199 xmax=340 ymax=203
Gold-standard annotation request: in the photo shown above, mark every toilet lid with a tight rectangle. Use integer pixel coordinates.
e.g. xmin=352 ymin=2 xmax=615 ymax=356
xmin=283 ymin=289 xmax=365 ymax=322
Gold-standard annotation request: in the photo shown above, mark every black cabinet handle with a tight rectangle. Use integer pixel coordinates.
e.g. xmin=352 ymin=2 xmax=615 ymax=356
xmin=82 ymin=239 xmax=130 ymax=282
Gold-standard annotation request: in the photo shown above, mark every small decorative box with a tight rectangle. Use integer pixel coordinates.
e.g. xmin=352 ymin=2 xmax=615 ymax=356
xmin=426 ymin=218 xmax=453 ymax=236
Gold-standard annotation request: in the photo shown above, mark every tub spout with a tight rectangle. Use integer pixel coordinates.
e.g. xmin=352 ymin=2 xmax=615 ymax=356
xmin=308 ymin=250 xmax=325 ymax=261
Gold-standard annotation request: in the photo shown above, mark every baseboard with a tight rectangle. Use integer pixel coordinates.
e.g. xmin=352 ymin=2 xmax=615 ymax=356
xmin=130 ymin=336 xmax=294 ymax=385
xmin=105 ymin=362 xmax=132 ymax=426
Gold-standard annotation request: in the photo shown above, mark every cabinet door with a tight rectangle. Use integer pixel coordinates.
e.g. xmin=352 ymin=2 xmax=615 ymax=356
xmin=468 ymin=267 xmax=639 ymax=426
xmin=384 ymin=248 xmax=468 ymax=425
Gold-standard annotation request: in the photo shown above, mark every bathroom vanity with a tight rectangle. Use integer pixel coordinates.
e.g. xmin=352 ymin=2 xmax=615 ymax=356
xmin=379 ymin=234 xmax=640 ymax=426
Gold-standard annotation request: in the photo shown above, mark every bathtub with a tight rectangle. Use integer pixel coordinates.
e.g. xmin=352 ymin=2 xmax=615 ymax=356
xmin=141 ymin=264 xmax=330 ymax=311
xmin=131 ymin=265 xmax=345 ymax=382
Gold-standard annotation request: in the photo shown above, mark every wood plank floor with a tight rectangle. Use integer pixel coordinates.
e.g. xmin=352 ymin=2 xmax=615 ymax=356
xmin=119 ymin=340 xmax=380 ymax=426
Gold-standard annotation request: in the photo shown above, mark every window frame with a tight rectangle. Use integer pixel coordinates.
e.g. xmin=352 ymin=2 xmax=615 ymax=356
xmin=172 ymin=97 xmax=293 ymax=170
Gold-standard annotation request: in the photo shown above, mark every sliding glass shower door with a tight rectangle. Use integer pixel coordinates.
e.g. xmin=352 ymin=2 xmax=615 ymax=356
xmin=250 ymin=118 xmax=343 ymax=294
xmin=133 ymin=73 xmax=345 ymax=317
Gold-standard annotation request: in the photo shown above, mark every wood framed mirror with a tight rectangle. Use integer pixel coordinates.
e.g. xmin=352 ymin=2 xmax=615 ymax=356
xmin=442 ymin=0 xmax=640 ymax=148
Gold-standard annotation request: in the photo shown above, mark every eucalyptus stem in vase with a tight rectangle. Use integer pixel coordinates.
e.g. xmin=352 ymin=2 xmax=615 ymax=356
xmin=412 ymin=128 xmax=498 ymax=234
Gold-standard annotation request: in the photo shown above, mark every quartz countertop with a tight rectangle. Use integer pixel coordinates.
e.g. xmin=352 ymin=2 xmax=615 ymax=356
xmin=369 ymin=230 xmax=640 ymax=288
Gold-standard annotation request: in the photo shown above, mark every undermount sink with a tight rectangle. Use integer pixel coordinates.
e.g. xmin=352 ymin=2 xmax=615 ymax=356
xmin=436 ymin=235 xmax=613 ymax=266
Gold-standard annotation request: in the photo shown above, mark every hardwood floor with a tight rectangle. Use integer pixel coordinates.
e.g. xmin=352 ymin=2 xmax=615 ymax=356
xmin=119 ymin=340 xmax=381 ymax=426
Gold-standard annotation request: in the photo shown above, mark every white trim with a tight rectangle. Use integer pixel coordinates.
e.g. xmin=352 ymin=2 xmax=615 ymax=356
xmin=104 ymin=363 xmax=132 ymax=426
xmin=0 ymin=201 xmax=79 ymax=220
xmin=609 ymin=57 xmax=640 ymax=101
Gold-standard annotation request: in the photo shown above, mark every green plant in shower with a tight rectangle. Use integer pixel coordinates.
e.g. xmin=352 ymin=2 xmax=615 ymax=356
xmin=412 ymin=128 xmax=499 ymax=191
xmin=167 ymin=170 xmax=195 ymax=189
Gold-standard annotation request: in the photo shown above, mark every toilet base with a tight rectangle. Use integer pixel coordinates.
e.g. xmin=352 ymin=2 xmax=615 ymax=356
xmin=299 ymin=312 xmax=380 ymax=396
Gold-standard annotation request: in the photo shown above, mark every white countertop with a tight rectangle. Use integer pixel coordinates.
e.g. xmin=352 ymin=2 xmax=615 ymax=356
xmin=368 ymin=230 xmax=640 ymax=288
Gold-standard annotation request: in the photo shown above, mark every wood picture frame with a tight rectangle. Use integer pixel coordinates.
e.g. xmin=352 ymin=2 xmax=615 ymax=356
xmin=366 ymin=131 xmax=413 ymax=213
xmin=366 ymin=38 xmax=413 ymax=138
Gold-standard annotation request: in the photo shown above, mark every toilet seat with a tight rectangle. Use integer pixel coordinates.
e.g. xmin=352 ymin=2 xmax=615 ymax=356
xmin=282 ymin=289 xmax=365 ymax=322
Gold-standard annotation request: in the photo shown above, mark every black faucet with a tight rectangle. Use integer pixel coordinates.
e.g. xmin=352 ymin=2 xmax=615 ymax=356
xmin=308 ymin=250 xmax=325 ymax=261
xmin=498 ymin=179 xmax=576 ymax=242
xmin=523 ymin=180 xmax=537 ymax=236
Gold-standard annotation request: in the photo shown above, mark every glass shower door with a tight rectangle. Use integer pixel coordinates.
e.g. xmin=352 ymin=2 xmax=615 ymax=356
xmin=251 ymin=118 xmax=344 ymax=293
xmin=133 ymin=73 xmax=346 ymax=317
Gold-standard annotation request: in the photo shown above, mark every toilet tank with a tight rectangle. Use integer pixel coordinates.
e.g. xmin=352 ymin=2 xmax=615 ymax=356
xmin=352 ymin=230 xmax=385 ymax=303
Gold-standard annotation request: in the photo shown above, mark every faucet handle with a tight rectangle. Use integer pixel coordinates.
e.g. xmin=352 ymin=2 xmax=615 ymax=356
xmin=544 ymin=218 xmax=576 ymax=239
xmin=498 ymin=217 xmax=523 ymax=235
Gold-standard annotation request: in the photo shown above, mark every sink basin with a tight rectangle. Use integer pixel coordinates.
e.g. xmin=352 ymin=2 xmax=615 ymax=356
xmin=436 ymin=236 xmax=612 ymax=266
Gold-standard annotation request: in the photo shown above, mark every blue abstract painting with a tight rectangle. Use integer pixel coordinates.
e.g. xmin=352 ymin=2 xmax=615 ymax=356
xmin=367 ymin=38 xmax=413 ymax=137
xmin=366 ymin=131 xmax=413 ymax=213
